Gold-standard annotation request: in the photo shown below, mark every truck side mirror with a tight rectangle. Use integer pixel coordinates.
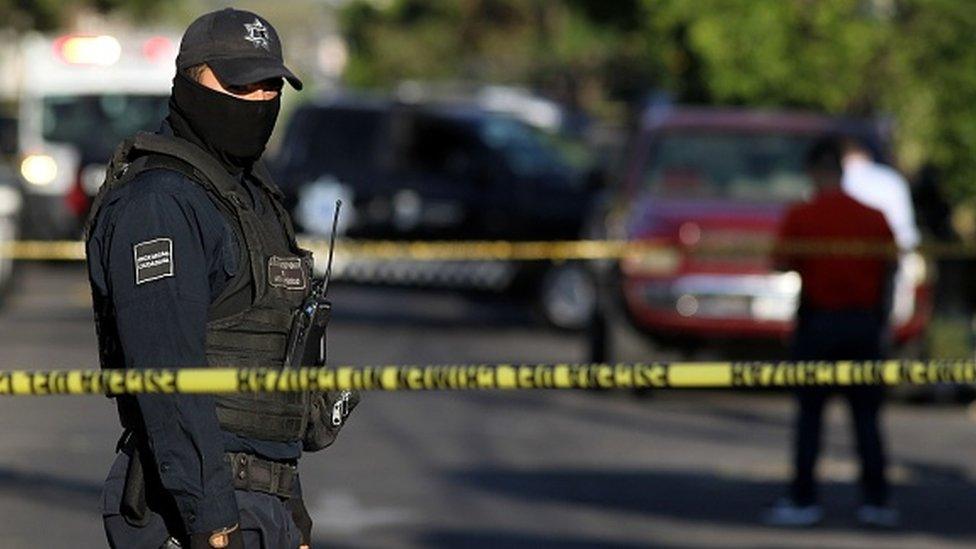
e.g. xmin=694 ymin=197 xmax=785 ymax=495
xmin=0 ymin=117 xmax=17 ymax=157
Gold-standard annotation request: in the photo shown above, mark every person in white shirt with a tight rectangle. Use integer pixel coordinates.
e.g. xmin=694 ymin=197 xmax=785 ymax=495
xmin=841 ymin=138 xmax=923 ymax=327
xmin=841 ymin=139 xmax=920 ymax=250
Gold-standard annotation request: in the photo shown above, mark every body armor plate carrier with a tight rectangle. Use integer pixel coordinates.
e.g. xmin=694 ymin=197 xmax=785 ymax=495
xmin=86 ymin=132 xmax=313 ymax=442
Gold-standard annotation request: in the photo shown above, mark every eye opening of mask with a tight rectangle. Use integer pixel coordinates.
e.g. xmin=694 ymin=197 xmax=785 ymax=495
xmin=225 ymin=78 xmax=284 ymax=96
xmin=182 ymin=63 xmax=283 ymax=97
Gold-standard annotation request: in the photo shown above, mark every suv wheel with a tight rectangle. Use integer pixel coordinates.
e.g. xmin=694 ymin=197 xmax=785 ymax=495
xmin=539 ymin=264 xmax=596 ymax=331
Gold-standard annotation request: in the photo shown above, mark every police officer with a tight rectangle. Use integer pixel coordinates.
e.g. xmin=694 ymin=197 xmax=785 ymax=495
xmin=86 ymin=9 xmax=326 ymax=549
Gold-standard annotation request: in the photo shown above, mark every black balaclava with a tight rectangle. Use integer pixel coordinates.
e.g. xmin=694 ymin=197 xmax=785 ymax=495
xmin=167 ymin=71 xmax=280 ymax=174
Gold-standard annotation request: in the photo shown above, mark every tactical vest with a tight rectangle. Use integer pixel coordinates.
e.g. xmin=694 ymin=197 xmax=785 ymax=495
xmin=86 ymin=132 xmax=313 ymax=442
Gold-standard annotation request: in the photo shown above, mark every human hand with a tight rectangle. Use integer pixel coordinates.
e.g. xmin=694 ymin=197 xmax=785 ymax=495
xmin=188 ymin=523 xmax=243 ymax=549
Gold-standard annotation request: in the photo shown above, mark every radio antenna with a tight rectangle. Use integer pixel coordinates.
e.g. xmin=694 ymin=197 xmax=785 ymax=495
xmin=321 ymin=199 xmax=342 ymax=297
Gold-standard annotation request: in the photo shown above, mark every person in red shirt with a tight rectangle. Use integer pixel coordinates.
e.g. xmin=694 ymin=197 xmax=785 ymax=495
xmin=763 ymin=135 xmax=899 ymax=528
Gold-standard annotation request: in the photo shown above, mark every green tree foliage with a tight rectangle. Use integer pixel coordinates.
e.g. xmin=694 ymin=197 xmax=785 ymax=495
xmin=339 ymin=0 xmax=656 ymax=115
xmin=648 ymin=0 xmax=890 ymax=112
xmin=647 ymin=0 xmax=976 ymax=199
xmin=0 ymin=0 xmax=176 ymax=31
xmin=887 ymin=0 xmax=976 ymax=199
xmin=343 ymin=0 xmax=975 ymax=198
xmin=0 ymin=0 xmax=72 ymax=30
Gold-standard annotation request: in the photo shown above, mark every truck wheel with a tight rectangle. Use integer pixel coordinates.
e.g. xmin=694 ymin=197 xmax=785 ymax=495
xmin=539 ymin=264 xmax=597 ymax=331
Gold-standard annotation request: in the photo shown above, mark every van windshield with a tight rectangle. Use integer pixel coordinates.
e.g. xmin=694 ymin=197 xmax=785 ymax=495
xmin=42 ymin=94 xmax=169 ymax=163
xmin=644 ymin=132 xmax=815 ymax=202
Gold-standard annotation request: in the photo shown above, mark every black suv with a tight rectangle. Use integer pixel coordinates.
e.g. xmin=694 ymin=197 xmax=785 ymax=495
xmin=271 ymin=97 xmax=599 ymax=329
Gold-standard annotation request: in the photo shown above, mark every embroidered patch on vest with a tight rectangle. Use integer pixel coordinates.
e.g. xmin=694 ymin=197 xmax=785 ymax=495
xmin=268 ymin=256 xmax=307 ymax=290
xmin=134 ymin=238 xmax=174 ymax=285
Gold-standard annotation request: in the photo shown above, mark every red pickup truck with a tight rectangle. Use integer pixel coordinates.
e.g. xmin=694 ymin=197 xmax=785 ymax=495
xmin=594 ymin=106 xmax=930 ymax=357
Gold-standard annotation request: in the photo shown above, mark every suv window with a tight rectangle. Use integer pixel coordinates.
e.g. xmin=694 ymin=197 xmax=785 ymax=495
xmin=478 ymin=116 xmax=572 ymax=178
xmin=398 ymin=113 xmax=577 ymax=181
xmin=399 ymin=115 xmax=480 ymax=177
xmin=290 ymin=106 xmax=384 ymax=180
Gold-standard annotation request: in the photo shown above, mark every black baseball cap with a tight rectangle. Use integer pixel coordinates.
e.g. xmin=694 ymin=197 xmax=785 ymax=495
xmin=176 ymin=8 xmax=303 ymax=90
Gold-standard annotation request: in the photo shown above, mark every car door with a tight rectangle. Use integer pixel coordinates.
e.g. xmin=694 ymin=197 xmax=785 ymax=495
xmin=383 ymin=112 xmax=488 ymax=240
xmin=277 ymin=105 xmax=388 ymax=237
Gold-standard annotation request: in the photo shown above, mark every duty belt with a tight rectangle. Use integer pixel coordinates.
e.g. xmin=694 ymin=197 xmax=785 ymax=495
xmin=225 ymin=452 xmax=296 ymax=499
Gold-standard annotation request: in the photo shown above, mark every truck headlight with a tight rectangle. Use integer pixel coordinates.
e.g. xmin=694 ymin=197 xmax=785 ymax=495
xmin=20 ymin=154 xmax=59 ymax=187
xmin=622 ymin=246 xmax=682 ymax=276
xmin=902 ymin=251 xmax=927 ymax=285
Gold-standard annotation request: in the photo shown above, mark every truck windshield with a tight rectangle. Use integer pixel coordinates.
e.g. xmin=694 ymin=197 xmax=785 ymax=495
xmin=644 ymin=132 xmax=815 ymax=202
xmin=42 ymin=94 xmax=168 ymax=163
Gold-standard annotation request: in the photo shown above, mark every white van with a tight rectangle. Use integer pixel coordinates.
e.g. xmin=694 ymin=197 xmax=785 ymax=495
xmin=0 ymin=30 xmax=178 ymax=238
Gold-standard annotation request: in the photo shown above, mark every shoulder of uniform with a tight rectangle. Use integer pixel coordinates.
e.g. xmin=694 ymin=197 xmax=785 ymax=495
xmin=127 ymin=165 xmax=197 ymax=193
xmin=135 ymin=156 xmax=221 ymax=196
xmin=98 ymin=166 xmax=215 ymax=221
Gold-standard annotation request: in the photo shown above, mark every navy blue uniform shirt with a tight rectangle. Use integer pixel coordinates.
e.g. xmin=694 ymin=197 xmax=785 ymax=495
xmin=87 ymin=160 xmax=301 ymax=534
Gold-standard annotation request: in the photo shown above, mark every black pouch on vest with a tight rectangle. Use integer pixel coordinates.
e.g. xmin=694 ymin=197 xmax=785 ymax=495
xmin=120 ymin=438 xmax=150 ymax=527
xmin=303 ymin=389 xmax=361 ymax=451
xmin=285 ymin=282 xmax=361 ymax=452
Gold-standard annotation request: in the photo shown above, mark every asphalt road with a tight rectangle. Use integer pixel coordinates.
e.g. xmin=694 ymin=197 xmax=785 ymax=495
xmin=0 ymin=264 xmax=975 ymax=548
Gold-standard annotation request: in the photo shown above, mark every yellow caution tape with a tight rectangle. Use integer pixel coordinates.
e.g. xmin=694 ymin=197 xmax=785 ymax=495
xmin=3 ymin=237 xmax=975 ymax=262
xmin=2 ymin=360 xmax=975 ymax=396
xmin=0 ymin=240 xmax=87 ymax=261
xmin=0 ymin=238 xmax=662 ymax=262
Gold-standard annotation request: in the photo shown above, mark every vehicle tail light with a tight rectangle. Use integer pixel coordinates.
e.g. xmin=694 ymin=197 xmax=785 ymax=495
xmin=65 ymin=169 xmax=91 ymax=219
xmin=142 ymin=36 xmax=175 ymax=64
xmin=54 ymin=35 xmax=121 ymax=66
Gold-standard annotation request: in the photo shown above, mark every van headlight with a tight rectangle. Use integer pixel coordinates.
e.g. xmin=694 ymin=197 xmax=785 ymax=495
xmin=20 ymin=154 xmax=59 ymax=187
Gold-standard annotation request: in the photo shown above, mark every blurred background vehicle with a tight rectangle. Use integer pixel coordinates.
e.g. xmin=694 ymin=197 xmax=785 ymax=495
xmin=272 ymin=94 xmax=604 ymax=330
xmin=590 ymin=105 xmax=932 ymax=360
xmin=0 ymin=28 xmax=177 ymax=239
xmin=0 ymin=159 xmax=22 ymax=304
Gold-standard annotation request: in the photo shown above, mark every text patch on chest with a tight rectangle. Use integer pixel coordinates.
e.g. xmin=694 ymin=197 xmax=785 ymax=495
xmin=133 ymin=238 xmax=174 ymax=285
xmin=268 ymin=256 xmax=307 ymax=290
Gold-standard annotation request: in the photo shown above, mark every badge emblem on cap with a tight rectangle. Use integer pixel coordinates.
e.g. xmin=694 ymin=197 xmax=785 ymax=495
xmin=243 ymin=18 xmax=271 ymax=50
